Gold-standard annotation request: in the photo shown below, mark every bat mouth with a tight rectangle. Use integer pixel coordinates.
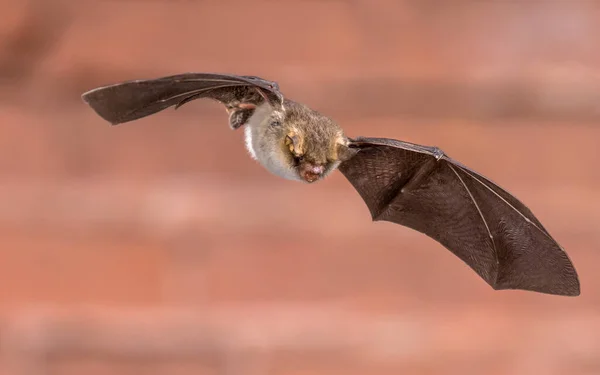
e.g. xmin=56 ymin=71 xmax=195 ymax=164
xmin=299 ymin=163 xmax=325 ymax=183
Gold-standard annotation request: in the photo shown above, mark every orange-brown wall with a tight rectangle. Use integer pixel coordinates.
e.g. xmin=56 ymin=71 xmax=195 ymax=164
xmin=1 ymin=1 xmax=599 ymax=374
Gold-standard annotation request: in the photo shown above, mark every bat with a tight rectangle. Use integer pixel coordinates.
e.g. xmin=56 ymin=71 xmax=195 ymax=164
xmin=81 ymin=72 xmax=580 ymax=296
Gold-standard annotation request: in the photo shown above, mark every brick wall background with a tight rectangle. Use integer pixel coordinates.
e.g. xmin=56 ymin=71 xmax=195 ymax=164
xmin=1 ymin=1 xmax=599 ymax=374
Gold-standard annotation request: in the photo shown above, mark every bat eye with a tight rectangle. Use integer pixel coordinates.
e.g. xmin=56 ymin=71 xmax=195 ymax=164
xmin=270 ymin=120 xmax=281 ymax=127
xmin=293 ymin=154 xmax=304 ymax=166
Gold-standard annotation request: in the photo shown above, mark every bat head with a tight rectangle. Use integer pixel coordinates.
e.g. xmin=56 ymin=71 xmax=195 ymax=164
xmin=280 ymin=103 xmax=357 ymax=183
xmin=245 ymin=100 xmax=356 ymax=183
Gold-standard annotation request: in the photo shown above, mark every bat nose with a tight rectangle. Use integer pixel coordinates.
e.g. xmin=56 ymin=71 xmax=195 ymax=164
xmin=300 ymin=164 xmax=325 ymax=183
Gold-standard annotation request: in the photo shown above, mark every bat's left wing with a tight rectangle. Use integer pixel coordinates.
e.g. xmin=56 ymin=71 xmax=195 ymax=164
xmin=338 ymin=136 xmax=580 ymax=296
xmin=81 ymin=73 xmax=284 ymax=128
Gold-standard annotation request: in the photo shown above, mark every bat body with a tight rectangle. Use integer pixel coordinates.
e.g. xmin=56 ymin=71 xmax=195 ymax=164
xmin=82 ymin=73 xmax=580 ymax=296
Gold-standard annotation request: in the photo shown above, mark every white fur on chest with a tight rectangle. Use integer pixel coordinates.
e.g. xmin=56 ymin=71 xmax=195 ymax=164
xmin=243 ymin=103 xmax=271 ymax=160
xmin=242 ymin=104 xmax=300 ymax=181
xmin=244 ymin=125 xmax=257 ymax=160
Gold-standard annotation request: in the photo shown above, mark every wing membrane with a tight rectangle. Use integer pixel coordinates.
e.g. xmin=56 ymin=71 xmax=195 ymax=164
xmin=339 ymin=136 xmax=580 ymax=296
xmin=81 ymin=73 xmax=283 ymax=125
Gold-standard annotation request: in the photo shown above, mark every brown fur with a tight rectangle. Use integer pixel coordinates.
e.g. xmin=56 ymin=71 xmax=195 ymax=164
xmin=281 ymin=100 xmax=345 ymax=165
xmin=243 ymin=98 xmax=353 ymax=182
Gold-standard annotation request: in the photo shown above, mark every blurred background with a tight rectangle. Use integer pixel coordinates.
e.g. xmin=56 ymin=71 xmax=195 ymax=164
xmin=1 ymin=0 xmax=599 ymax=374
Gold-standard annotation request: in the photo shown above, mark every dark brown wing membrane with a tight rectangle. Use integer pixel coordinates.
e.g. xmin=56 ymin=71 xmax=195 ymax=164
xmin=81 ymin=73 xmax=284 ymax=126
xmin=338 ymin=136 xmax=580 ymax=296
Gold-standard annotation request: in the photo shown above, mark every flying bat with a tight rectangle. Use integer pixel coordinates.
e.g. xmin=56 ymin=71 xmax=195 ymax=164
xmin=81 ymin=72 xmax=580 ymax=296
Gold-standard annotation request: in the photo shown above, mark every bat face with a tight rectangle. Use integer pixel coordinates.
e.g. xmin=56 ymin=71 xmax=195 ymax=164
xmin=244 ymin=100 xmax=349 ymax=183
xmin=81 ymin=72 xmax=580 ymax=297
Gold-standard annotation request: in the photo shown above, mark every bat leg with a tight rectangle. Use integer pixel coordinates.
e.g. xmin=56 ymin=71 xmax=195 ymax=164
xmin=238 ymin=103 xmax=256 ymax=109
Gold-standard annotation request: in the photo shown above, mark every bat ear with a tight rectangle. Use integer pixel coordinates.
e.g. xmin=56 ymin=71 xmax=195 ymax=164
xmin=285 ymin=133 xmax=301 ymax=148
xmin=285 ymin=133 xmax=302 ymax=153
xmin=336 ymin=143 xmax=359 ymax=162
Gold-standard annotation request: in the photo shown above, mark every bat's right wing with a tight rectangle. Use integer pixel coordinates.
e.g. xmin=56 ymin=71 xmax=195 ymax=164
xmin=81 ymin=73 xmax=284 ymax=128
xmin=338 ymin=136 xmax=580 ymax=296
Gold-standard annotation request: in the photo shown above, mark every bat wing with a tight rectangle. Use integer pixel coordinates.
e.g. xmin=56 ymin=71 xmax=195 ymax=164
xmin=81 ymin=73 xmax=284 ymax=128
xmin=338 ymin=136 xmax=580 ymax=296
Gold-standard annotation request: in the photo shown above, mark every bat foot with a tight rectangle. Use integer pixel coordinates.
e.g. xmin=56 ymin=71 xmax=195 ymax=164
xmin=227 ymin=104 xmax=257 ymax=130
